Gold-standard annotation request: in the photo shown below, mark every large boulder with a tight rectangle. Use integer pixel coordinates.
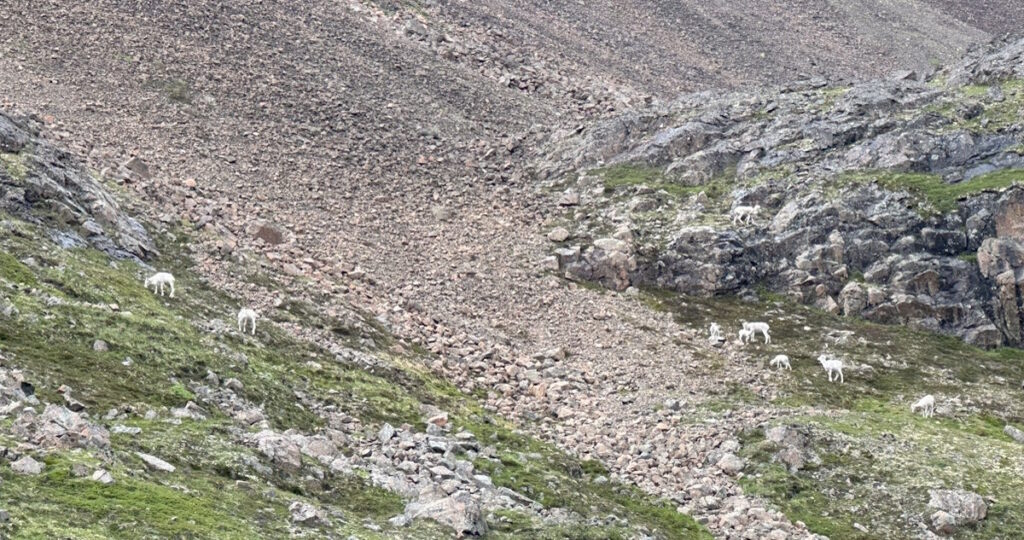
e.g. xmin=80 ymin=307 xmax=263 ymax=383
xmin=19 ymin=404 xmax=110 ymax=451
xmin=927 ymin=489 xmax=988 ymax=534
xmin=401 ymin=489 xmax=487 ymax=536
xmin=566 ymin=237 xmax=637 ymax=291
xmin=978 ymin=238 xmax=1024 ymax=345
xmin=253 ymin=430 xmax=302 ymax=472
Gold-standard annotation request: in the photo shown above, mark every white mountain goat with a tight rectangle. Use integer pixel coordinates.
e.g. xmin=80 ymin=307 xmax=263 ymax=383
xmin=742 ymin=321 xmax=771 ymax=344
xmin=144 ymin=272 xmax=175 ymax=298
xmin=911 ymin=395 xmax=935 ymax=418
xmin=818 ymin=353 xmax=844 ymax=383
xmin=709 ymin=323 xmax=723 ymax=340
xmin=738 ymin=327 xmax=754 ymax=344
xmin=237 ymin=308 xmax=258 ymax=335
xmin=731 ymin=204 xmax=760 ymax=225
xmin=770 ymin=354 xmax=792 ymax=370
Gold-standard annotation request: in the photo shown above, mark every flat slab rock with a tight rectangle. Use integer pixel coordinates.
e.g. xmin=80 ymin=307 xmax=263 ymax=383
xmin=136 ymin=452 xmax=176 ymax=473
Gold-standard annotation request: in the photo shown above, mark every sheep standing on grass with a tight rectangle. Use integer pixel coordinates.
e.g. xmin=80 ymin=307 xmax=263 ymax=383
xmin=738 ymin=327 xmax=754 ymax=344
xmin=742 ymin=321 xmax=771 ymax=344
xmin=709 ymin=323 xmax=724 ymax=343
xmin=911 ymin=395 xmax=935 ymax=418
xmin=731 ymin=204 xmax=760 ymax=225
xmin=818 ymin=353 xmax=844 ymax=383
xmin=770 ymin=354 xmax=792 ymax=370
xmin=144 ymin=272 xmax=175 ymax=298
xmin=238 ymin=308 xmax=258 ymax=335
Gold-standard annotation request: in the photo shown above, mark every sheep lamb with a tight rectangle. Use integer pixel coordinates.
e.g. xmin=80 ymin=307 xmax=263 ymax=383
xmin=911 ymin=395 xmax=935 ymax=418
xmin=817 ymin=353 xmax=844 ymax=383
xmin=238 ymin=308 xmax=258 ymax=335
xmin=144 ymin=272 xmax=175 ymax=298
xmin=770 ymin=354 xmax=792 ymax=370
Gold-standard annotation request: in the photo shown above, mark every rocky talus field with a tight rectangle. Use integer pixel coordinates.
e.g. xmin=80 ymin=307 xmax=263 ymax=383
xmin=2 ymin=1 xmax=1024 ymax=539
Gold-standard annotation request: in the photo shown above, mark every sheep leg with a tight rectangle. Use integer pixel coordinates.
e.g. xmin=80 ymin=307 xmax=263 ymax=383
xmin=169 ymin=282 xmax=175 ymax=298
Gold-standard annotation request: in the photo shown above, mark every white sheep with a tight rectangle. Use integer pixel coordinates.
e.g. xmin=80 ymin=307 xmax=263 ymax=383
xmin=237 ymin=308 xmax=258 ymax=335
xmin=709 ymin=323 xmax=723 ymax=340
xmin=144 ymin=272 xmax=175 ymax=298
xmin=742 ymin=321 xmax=771 ymax=344
xmin=770 ymin=354 xmax=792 ymax=370
xmin=738 ymin=327 xmax=754 ymax=344
xmin=731 ymin=204 xmax=760 ymax=225
xmin=818 ymin=353 xmax=844 ymax=383
xmin=911 ymin=395 xmax=935 ymax=418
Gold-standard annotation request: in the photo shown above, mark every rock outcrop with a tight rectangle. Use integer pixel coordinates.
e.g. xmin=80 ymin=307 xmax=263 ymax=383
xmin=544 ymin=35 xmax=1024 ymax=347
xmin=0 ymin=112 xmax=154 ymax=261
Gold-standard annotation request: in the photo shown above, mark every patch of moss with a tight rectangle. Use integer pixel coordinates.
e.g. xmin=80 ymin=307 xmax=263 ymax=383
xmin=963 ymin=79 xmax=1024 ymax=132
xmin=164 ymin=79 xmax=191 ymax=103
xmin=0 ymin=151 xmax=28 ymax=180
xmin=595 ymin=162 xmax=737 ymax=203
xmin=820 ymin=86 xmax=851 ymax=111
xmin=840 ymin=169 xmax=1024 ymax=214
xmin=0 ymin=249 xmax=38 ymax=285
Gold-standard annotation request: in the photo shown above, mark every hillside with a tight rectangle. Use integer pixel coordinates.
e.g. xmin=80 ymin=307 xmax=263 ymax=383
xmin=0 ymin=113 xmax=709 ymax=538
xmin=2 ymin=1 xmax=1024 ymax=539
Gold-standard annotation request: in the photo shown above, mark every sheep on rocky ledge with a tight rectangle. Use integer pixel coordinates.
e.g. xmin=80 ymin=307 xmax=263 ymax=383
xmin=731 ymin=204 xmax=760 ymax=225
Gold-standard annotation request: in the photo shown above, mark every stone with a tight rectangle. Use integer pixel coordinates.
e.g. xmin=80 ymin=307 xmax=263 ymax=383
xmin=426 ymin=413 xmax=449 ymax=428
xmin=558 ymin=191 xmax=580 ymax=206
xmin=205 ymin=370 xmax=220 ymax=386
xmin=254 ymin=431 xmax=302 ymax=471
xmin=111 ymin=425 xmax=142 ymax=435
xmin=839 ymin=281 xmax=867 ymax=316
xmin=63 ymin=393 xmax=86 ymax=412
xmin=402 ymin=490 xmax=487 ymax=536
xmin=224 ymin=378 xmax=244 ymax=392
xmin=136 ymin=452 xmax=176 ymax=473
xmin=927 ymin=489 xmax=987 ymax=527
xmin=931 ymin=510 xmax=958 ymax=535
xmin=378 ymin=423 xmax=397 ymax=444
xmin=92 ymin=340 xmax=109 ymax=352
xmin=547 ymin=227 xmax=570 ymax=242
xmin=31 ymin=404 xmax=110 ymax=450
xmin=91 ymin=469 xmax=115 ymax=484
xmin=289 ymin=501 xmax=330 ymax=526
xmin=716 ymin=453 xmax=745 ymax=475
xmin=11 ymin=456 xmax=44 ymax=475
xmin=254 ymin=223 xmax=286 ymax=245
xmin=123 ymin=156 xmax=151 ymax=179
xmin=1004 ymin=424 xmax=1024 ymax=444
